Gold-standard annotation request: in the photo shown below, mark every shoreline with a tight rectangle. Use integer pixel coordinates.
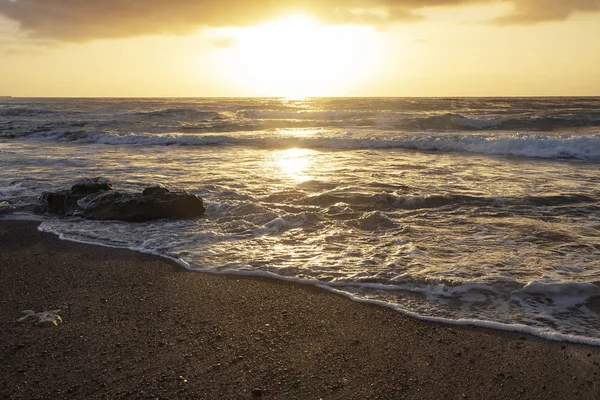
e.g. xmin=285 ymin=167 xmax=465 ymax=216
xmin=1 ymin=220 xmax=600 ymax=399
xmin=37 ymin=218 xmax=600 ymax=348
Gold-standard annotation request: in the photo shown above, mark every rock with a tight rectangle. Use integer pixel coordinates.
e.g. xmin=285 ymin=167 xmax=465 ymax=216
xmin=38 ymin=178 xmax=205 ymax=222
xmin=0 ymin=200 xmax=14 ymax=213
xmin=70 ymin=177 xmax=112 ymax=195
xmin=38 ymin=190 xmax=70 ymax=215
xmin=39 ymin=177 xmax=112 ymax=215
xmin=80 ymin=190 xmax=205 ymax=222
xmin=142 ymin=184 xmax=170 ymax=196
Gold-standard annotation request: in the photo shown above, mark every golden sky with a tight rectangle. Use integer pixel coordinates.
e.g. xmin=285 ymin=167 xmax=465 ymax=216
xmin=1 ymin=1 xmax=599 ymax=97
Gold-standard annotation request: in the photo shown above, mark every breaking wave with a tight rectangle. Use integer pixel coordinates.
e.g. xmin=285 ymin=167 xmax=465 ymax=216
xmin=19 ymin=129 xmax=600 ymax=161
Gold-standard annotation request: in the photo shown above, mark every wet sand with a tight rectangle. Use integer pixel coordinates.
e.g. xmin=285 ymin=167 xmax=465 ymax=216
xmin=1 ymin=220 xmax=599 ymax=399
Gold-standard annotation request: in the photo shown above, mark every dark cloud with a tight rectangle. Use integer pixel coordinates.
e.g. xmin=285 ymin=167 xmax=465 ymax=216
xmin=494 ymin=0 xmax=600 ymax=24
xmin=0 ymin=0 xmax=599 ymax=41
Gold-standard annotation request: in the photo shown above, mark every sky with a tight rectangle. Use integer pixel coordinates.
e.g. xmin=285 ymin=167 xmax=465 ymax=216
xmin=0 ymin=0 xmax=599 ymax=97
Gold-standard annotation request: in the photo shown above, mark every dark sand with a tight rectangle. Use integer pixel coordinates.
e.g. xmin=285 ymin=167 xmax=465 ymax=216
xmin=1 ymin=220 xmax=599 ymax=399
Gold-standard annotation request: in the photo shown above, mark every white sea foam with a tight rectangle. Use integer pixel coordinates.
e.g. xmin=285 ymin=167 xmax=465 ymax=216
xmin=516 ymin=280 xmax=600 ymax=308
xmin=33 ymin=214 xmax=600 ymax=347
xmin=318 ymin=286 xmax=600 ymax=347
xmin=31 ymin=219 xmax=600 ymax=347
xmin=20 ymin=129 xmax=600 ymax=161
xmin=521 ymin=280 xmax=600 ymax=296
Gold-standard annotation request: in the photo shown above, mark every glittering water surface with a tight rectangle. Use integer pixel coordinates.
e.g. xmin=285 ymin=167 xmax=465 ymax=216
xmin=1 ymin=97 xmax=599 ymax=344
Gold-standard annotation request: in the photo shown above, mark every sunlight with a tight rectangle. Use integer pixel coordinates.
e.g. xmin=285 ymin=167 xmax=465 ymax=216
xmin=214 ymin=14 xmax=381 ymax=97
xmin=277 ymin=128 xmax=320 ymax=137
xmin=274 ymin=148 xmax=314 ymax=182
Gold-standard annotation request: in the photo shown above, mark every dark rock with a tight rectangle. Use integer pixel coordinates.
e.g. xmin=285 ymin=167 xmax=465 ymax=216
xmin=80 ymin=190 xmax=205 ymax=222
xmin=142 ymin=185 xmax=170 ymax=196
xmin=39 ymin=177 xmax=112 ymax=215
xmin=38 ymin=190 xmax=69 ymax=215
xmin=38 ymin=178 xmax=205 ymax=222
xmin=70 ymin=177 xmax=112 ymax=195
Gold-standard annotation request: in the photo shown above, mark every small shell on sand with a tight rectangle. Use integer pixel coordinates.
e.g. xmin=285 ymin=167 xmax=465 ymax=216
xmin=17 ymin=310 xmax=63 ymax=326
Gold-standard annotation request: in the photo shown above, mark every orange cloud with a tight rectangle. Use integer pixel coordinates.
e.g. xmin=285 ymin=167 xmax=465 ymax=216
xmin=0 ymin=0 xmax=598 ymax=41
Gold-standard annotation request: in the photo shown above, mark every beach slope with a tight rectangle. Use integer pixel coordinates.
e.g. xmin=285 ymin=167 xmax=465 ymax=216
xmin=1 ymin=221 xmax=599 ymax=399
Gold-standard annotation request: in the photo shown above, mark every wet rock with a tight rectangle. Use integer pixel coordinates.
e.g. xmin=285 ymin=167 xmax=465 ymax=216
xmin=39 ymin=176 xmax=113 ymax=215
xmin=38 ymin=178 xmax=205 ymax=222
xmin=80 ymin=190 xmax=205 ymax=222
xmin=38 ymin=190 xmax=71 ymax=215
xmin=0 ymin=200 xmax=14 ymax=213
xmin=70 ymin=177 xmax=113 ymax=195
xmin=142 ymin=184 xmax=170 ymax=196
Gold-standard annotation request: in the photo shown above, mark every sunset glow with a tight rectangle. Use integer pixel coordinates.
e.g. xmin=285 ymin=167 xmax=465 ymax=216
xmin=3 ymin=2 xmax=600 ymax=394
xmin=1 ymin=2 xmax=600 ymax=96
xmin=213 ymin=15 xmax=381 ymax=97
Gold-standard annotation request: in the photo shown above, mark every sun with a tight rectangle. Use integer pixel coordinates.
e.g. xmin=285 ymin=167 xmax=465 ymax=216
xmin=213 ymin=14 xmax=381 ymax=97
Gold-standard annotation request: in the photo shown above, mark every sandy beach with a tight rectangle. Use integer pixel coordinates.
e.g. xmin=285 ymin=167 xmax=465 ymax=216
xmin=1 ymin=220 xmax=599 ymax=399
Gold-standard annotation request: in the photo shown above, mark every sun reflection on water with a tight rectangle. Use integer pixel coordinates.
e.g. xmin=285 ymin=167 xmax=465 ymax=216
xmin=273 ymin=148 xmax=314 ymax=182
xmin=277 ymin=128 xmax=320 ymax=137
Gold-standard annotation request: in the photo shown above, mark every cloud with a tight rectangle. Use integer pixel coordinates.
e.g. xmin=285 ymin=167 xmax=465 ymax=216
xmin=0 ymin=0 xmax=599 ymax=41
xmin=494 ymin=0 xmax=600 ymax=24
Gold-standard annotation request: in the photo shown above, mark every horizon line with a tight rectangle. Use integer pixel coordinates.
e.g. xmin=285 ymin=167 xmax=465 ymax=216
xmin=2 ymin=95 xmax=600 ymax=99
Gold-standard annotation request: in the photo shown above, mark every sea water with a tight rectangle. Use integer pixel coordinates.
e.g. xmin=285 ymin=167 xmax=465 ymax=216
xmin=1 ymin=97 xmax=599 ymax=344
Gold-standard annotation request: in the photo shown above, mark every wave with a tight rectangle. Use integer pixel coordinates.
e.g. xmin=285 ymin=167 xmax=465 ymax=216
xmin=236 ymin=108 xmax=380 ymax=121
xmin=0 ymin=107 xmax=58 ymax=117
xmin=7 ymin=108 xmax=600 ymax=136
xmin=25 ymin=129 xmax=600 ymax=161
xmin=219 ymin=110 xmax=600 ymax=131
xmin=334 ymin=278 xmax=600 ymax=309
xmin=395 ymin=134 xmax=600 ymax=160
xmin=41 ymin=130 xmax=236 ymax=146
xmin=520 ymin=280 xmax=600 ymax=300
xmin=127 ymin=108 xmax=600 ymax=131
xmin=411 ymin=113 xmax=501 ymax=130
xmin=132 ymin=108 xmax=225 ymax=121
xmin=230 ymin=109 xmax=600 ymax=131
xmin=525 ymin=194 xmax=597 ymax=206
xmin=410 ymin=112 xmax=600 ymax=131
xmin=301 ymin=192 xmax=597 ymax=212
xmin=301 ymin=191 xmax=470 ymax=210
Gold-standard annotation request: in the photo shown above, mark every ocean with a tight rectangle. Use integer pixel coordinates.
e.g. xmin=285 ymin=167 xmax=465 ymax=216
xmin=1 ymin=97 xmax=599 ymax=345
